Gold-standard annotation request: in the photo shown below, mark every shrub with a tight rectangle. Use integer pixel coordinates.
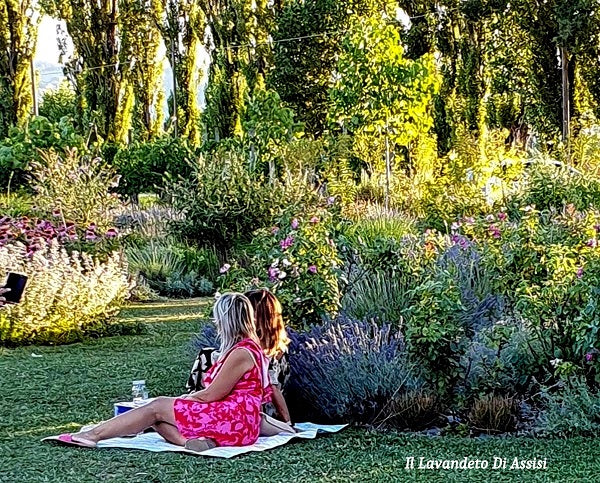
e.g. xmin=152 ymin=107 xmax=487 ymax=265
xmin=237 ymin=205 xmax=343 ymax=327
xmin=0 ymin=192 xmax=34 ymax=218
xmin=404 ymin=274 xmax=467 ymax=394
xmin=111 ymin=137 xmax=196 ymax=198
xmin=0 ymin=215 xmax=120 ymax=257
xmin=460 ymin=207 xmax=600 ymax=377
xmin=286 ymin=314 xmax=423 ymax=424
xmin=167 ymin=148 xmax=319 ymax=251
xmin=535 ymin=377 xmax=600 ymax=437
xmin=344 ymin=213 xmax=417 ymax=245
xmin=241 ymin=88 xmax=303 ymax=177
xmin=171 ymin=243 xmax=220 ymax=284
xmin=38 ymin=82 xmax=78 ymax=123
xmin=114 ymin=205 xmax=182 ymax=240
xmin=508 ymin=161 xmax=600 ymax=213
xmin=339 ymin=221 xmax=438 ymax=275
xmin=126 ymin=240 xmax=214 ymax=298
xmin=459 ymin=321 xmax=539 ymax=399
xmin=0 ymin=241 xmax=131 ymax=346
xmin=129 ymin=275 xmax=162 ymax=302
xmin=386 ymin=389 xmax=440 ymax=430
xmin=467 ymin=394 xmax=520 ymax=434
xmin=437 ymin=240 xmax=503 ymax=330
xmin=0 ymin=117 xmax=86 ymax=190
xmin=341 ymin=269 xmax=412 ymax=326
xmin=30 ymin=149 xmax=121 ymax=230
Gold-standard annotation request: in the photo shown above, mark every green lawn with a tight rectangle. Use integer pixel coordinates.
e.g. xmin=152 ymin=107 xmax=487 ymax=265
xmin=1 ymin=299 xmax=599 ymax=483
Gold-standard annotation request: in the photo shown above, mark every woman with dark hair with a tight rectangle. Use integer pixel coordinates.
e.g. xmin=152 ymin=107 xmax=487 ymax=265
xmin=244 ymin=289 xmax=292 ymax=425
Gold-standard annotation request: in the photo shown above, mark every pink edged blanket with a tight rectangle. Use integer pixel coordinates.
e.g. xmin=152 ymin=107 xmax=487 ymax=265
xmin=42 ymin=423 xmax=347 ymax=458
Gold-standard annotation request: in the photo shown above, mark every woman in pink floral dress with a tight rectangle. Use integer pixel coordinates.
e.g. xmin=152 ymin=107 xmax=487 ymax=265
xmin=57 ymin=293 xmax=270 ymax=452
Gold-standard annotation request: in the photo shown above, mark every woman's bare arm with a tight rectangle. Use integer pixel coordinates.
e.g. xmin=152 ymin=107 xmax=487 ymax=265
xmin=187 ymin=349 xmax=254 ymax=403
xmin=271 ymin=384 xmax=291 ymax=424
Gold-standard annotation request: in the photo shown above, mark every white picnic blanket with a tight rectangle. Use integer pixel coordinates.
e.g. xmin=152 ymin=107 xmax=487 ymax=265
xmin=44 ymin=423 xmax=347 ymax=458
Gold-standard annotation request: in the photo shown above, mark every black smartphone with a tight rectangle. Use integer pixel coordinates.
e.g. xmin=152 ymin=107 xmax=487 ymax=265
xmin=3 ymin=272 xmax=28 ymax=304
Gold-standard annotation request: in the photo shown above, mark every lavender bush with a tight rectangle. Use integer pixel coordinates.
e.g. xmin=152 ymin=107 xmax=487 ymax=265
xmin=286 ymin=314 xmax=423 ymax=423
xmin=437 ymin=239 xmax=505 ymax=332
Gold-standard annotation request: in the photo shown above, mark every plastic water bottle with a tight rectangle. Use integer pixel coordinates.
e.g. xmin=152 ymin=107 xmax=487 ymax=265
xmin=132 ymin=380 xmax=148 ymax=404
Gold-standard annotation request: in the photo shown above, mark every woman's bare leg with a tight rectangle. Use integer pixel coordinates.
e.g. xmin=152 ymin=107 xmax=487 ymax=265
xmin=74 ymin=397 xmax=179 ymax=444
xmin=153 ymin=421 xmax=187 ymax=446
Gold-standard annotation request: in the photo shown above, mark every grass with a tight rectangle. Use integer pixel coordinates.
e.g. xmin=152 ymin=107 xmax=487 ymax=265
xmin=1 ymin=299 xmax=600 ymax=482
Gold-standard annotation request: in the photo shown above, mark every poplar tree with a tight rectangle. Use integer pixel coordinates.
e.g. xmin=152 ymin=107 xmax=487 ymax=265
xmin=42 ymin=0 xmax=130 ymax=143
xmin=0 ymin=1 xmax=40 ymax=137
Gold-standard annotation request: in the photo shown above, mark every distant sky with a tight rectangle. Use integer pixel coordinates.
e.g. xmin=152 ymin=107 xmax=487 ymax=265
xmin=35 ymin=16 xmax=69 ymax=64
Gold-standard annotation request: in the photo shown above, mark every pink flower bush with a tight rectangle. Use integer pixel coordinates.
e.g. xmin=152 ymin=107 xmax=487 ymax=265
xmin=0 ymin=216 xmax=119 ymax=256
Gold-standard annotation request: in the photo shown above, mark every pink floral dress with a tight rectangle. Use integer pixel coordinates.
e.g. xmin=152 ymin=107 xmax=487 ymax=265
xmin=173 ymin=338 xmax=271 ymax=446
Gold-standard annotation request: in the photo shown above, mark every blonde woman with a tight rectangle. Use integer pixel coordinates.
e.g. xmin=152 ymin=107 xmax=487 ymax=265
xmin=56 ymin=293 xmax=270 ymax=452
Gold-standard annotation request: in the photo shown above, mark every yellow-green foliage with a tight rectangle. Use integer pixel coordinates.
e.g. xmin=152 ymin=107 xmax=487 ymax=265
xmin=30 ymin=149 xmax=121 ymax=230
xmin=0 ymin=241 xmax=131 ymax=346
xmin=0 ymin=1 xmax=38 ymax=131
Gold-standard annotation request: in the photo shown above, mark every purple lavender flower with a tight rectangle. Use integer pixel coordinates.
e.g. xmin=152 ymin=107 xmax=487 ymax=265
xmin=327 ymin=196 xmax=336 ymax=206
xmin=291 ymin=218 xmax=299 ymax=230
xmin=308 ymin=265 xmax=317 ymax=274
xmin=488 ymin=225 xmax=501 ymax=239
xmin=586 ymin=239 xmax=597 ymax=248
xmin=585 ymin=352 xmax=594 ymax=362
xmin=497 ymin=212 xmax=507 ymax=221
xmin=268 ymin=266 xmax=280 ymax=282
xmin=105 ymin=228 xmax=118 ymax=238
xmin=219 ymin=263 xmax=231 ymax=274
xmin=451 ymin=234 xmax=471 ymax=250
xmin=310 ymin=216 xmax=319 ymax=224
xmin=577 ymin=267 xmax=584 ymax=279
xmin=280 ymin=236 xmax=294 ymax=250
